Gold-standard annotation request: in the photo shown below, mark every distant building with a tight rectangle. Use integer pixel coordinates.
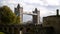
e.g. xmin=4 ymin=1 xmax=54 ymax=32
xmin=14 ymin=4 xmax=23 ymax=23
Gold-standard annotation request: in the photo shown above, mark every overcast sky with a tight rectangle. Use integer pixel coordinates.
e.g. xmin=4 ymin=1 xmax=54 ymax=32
xmin=0 ymin=0 xmax=60 ymax=22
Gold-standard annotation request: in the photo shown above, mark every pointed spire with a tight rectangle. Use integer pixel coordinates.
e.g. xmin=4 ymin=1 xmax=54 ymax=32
xmin=17 ymin=4 xmax=20 ymax=9
xmin=34 ymin=8 xmax=38 ymax=13
xmin=35 ymin=8 xmax=38 ymax=11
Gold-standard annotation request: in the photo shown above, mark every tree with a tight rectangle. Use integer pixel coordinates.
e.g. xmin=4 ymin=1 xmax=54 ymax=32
xmin=15 ymin=16 xmax=20 ymax=24
xmin=0 ymin=6 xmax=16 ymax=24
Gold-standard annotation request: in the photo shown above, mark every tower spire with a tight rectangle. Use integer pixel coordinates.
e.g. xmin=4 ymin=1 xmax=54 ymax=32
xmin=33 ymin=8 xmax=38 ymax=13
xmin=17 ymin=4 xmax=20 ymax=9
xmin=35 ymin=8 xmax=38 ymax=11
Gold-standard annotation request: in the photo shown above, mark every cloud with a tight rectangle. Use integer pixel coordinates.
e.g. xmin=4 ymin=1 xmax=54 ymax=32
xmin=45 ymin=0 xmax=60 ymax=6
xmin=0 ymin=0 xmax=60 ymax=22
xmin=22 ymin=0 xmax=48 ymax=6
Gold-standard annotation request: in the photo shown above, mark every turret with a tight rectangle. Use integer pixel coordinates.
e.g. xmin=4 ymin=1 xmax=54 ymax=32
xmin=33 ymin=8 xmax=38 ymax=13
xmin=56 ymin=9 xmax=59 ymax=16
xmin=17 ymin=4 xmax=20 ymax=9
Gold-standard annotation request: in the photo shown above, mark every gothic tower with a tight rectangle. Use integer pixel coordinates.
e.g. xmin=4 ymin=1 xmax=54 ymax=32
xmin=14 ymin=4 xmax=23 ymax=24
xmin=33 ymin=8 xmax=40 ymax=24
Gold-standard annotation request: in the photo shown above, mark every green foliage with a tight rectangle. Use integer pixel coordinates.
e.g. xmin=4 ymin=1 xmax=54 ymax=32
xmin=0 ymin=6 xmax=16 ymax=24
xmin=0 ymin=32 xmax=5 ymax=34
xmin=15 ymin=16 xmax=20 ymax=24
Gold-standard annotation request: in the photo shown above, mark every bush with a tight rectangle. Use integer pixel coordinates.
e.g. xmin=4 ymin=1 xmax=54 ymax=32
xmin=0 ymin=32 xmax=5 ymax=34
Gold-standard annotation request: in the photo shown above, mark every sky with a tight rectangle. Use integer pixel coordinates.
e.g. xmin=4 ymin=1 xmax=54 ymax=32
xmin=0 ymin=0 xmax=60 ymax=22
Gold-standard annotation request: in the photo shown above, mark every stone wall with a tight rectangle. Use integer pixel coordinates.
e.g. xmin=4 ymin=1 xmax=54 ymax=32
xmin=43 ymin=16 xmax=60 ymax=34
xmin=0 ymin=24 xmax=55 ymax=34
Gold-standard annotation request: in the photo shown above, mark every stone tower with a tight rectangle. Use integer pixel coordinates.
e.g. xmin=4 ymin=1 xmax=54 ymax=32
xmin=33 ymin=8 xmax=40 ymax=24
xmin=14 ymin=4 xmax=23 ymax=23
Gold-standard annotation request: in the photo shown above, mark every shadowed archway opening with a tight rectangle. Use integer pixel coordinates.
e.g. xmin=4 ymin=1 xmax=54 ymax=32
xmin=0 ymin=32 xmax=6 ymax=34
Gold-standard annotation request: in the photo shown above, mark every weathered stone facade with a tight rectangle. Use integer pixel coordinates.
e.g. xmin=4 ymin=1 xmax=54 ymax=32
xmin=42 ymin=9 xmax=60 ymax=34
